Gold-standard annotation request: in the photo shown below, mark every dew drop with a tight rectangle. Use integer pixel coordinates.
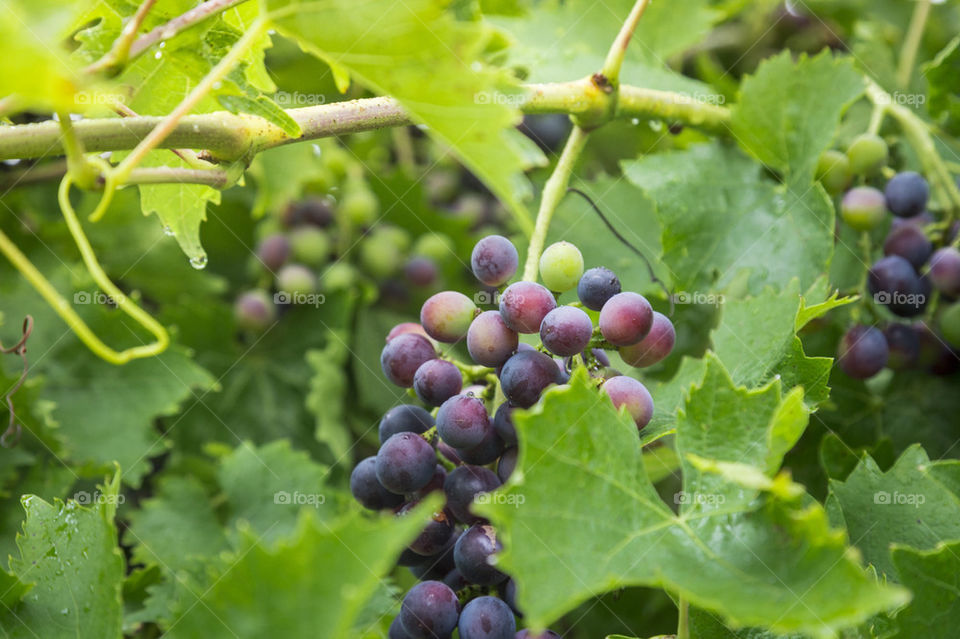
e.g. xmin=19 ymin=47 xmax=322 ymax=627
xmin=162 ymin=225 xmax=174 ymax=237
xmin=154 ymin=51 xmax=162 ymax=60
xmin=60 ymin=608 xmax=69 ymax=615
xmin=189 ymin=254 xmax=208 ymax=270
xmin=631 ymin=118 xmax=640 ymax=125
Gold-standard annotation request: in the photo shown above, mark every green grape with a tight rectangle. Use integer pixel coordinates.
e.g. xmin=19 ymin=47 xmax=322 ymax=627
xmin=414 ymin=232 xmax=455 ymax=263
xmin=815 ymin=150 xmax=851 ymax=195
xmin=342 ymin=183 xmax=379 ymax=226
xmin=289 ymin=227 xmax=331 ymax=266
xmin=359 ymin=227 xmax=406 ymax=277
xmin=378 ymin=225 xmax=412 ymax=252
xmin=321 ymin=144 xmax=351 ymax=179
xmin=276 ymin=264 xmax=317 ymax=299
xmin=840 ymin=187 xmax=887 ymax=231
xmin=941 ymin=303 xmax=960 ymax=348
xmin=323 ymin=262 xmax=358 ymax=291
xmin=539 ymin=241 xmax=584 ymax=292
xmin=846 ymin=133 xmax=888 ymax=176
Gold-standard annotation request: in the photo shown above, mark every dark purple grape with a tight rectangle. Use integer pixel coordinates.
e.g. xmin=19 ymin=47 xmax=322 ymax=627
xmin=890 ymin=210 xmax=934 ymax=230
xmin=350 ymin=456 xmax=404 ymax=510
xmin=553 ymin=357 xmax=570 ymax=383
xmin=502 ymin=579 xmax=521 ymax=616
xmin=414 ymin=359 xmax=463 ymax=406
xmin=499 ymin=282 xmax=557 ymax=333
xmin=883 ymin=324 xmax=919 ymax=370
xmin=837 ymin=325 xmax=889 ymax=379
xmin=437 ymin=395 xmax=492 ymax=449
xmin=459 ymin=596 xmax=516 ymax=639
xmin=444 ymin=465 xmax=501 ymax=524
xmin=411 ymin=530 xmax=461 ymax=581
xmin=256 ymin=233 xmax=291 ymax=271
xmin=518 ymin=114 xmax=571 ymax=152
xmin=406 ymin=257 xmax=439 ymax=287
xmin=400 ymin=581 xmax=461 ymax=639
xmin=234 ymin=290 xmax=276 ymax=332
xmin=885 ymin=171 xmax=929 ymax=218
xmin=401 ymin=502 xmax=455 ymax=556
xmin=497 ymin=447 xmax=518 ymax=483
xmin=468 ymin=311 xmax=520 ymax=367
xmin=589 ymin=348 xmax=611 ymax=367
xmin=493 ymin=403 xmax=517 ymax=446
xmin=868 ymin=256 xmax=927 ymax=317
xmin=380 ymin=405 xmax=435 ymax=445
xmin=599 ymin=292 xmax=653 ymax=346
xmin=472 ymin=235 xmax=519 ymax=286
xmin=399 ymin=547 xmax=426 ymax=567
xmin=416 ymin=464 xmax=448 ymax=498
xmin=376 ymin=432 xmax=437 ymax=494
xmin=454 ymin=524 xmax=507 ymax=586
xmin=443 ymin=568 xmax=469 ymax=591
xmin=515 ymin=631 xmax=561 ymax=639
xmin=577 ymin=266 xmax=621 ymax=311
xmin=438 ymin=440 xmax=463 ymax=466
xmin=456 ymin=428 xmax=507 ymax=466
xmin=390 ymin=616 xmax=414 ymax=639
xmin=495 ymin=343 xmax=535 ymax=377
xmin=929 ymin=247 xmax=960 ymax=296
xmin=601 ymin=376 xmax=654 ymax=429
xmin=382 ymin=334 xmax=437 ymax=387
xmin=421 ymin=291 xmax=478 ymax=343
xmin=539 ymin=305 xmax=593 ymax=356
xmin=618 ymin=311 xmax=676 ymax=368
xmin=284 ymin=197 xmax=334 ymax=228
xmin=883 ymin=224 xmax=932 ymax=269
xmin=499 ymin=350 xmax=562 ymax=408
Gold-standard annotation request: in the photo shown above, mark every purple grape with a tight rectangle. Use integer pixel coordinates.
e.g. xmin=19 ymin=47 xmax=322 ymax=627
xmin=400 ymin=581 xmax=461 ymax=639
xmin=411 ymin=530 xmax=461 ymax=581
xmin=376 ymin=432 xmax=438 ymax=494
xmin=387 ymin=322 xmax=432 ymax=343
xmin=495 ymin=343 xmax=535 ymax=377
xmin=443 ymin=568 xmax=469 ymax=591
xmin=868 ymin=256 xmax=927 ymax=317
xmin=885 ymin=171 xmax=929 ymax=218
xmin=455 ymin=429 xmax=506 ymax=466
xmin=416 ymin=464 xmax=448 ymax=498
xmin=389 ymin=616 xmax=413 ymax=639
xmin=256 ymin=233 xmax=291 ymax=271
xmin=234 ymin=290 xmax=276 ymax=332
xmin=380 ymin=405 xmax=435 ymax=444
xmin=554 ymin=357 xmax=570 ymax=383
xmin=421 ymin=291 xmax=479 ymax=342
xmin=381 ymin=334 xmax=438 ymax=387
xmin=437 ymin=395 xmax=492 ymax=449
xmin=883 ymin=324 xmax=919 ymax=370
xmin=618 ymin=311 xmax=676 ymax=368
xmin=539 ymin=305 xmax=593 ymax=356
xmin=601 ymin=376 xmax=654 ymax=429
xmin=468 ymin=311 xmax=520 ymax=367
xmin=499 ymin=350 xmax=562 ymax=408
xmin=929 ymin=247 xmax=960 ymax=296
xmin=461 ymin=384 xmax=488 ymax=398
xmin=438 ymin=440 xmax=463 ymax=466
xmin=577 ymin=267 xmax=621 ymax=311
xmin=454 ymin=524 xmax=507 ymax=586
xmin=414 ymin=359 xmax=463 ymax=406
xmin=350 ymin=456 xmax=404 ymax=510
xmin=599 ymin=292 xmax=654 ymax=346
xmin=883 ymin=224 xmax=932 ymax=269
xmin=444 ymin=465 xmax=501 ymax=524
xmin=499 ymin=282 xmax=557 ymax=333
xmin=497 ymin=447 xmax=518 ymax=483
xmin=503 ymin=579 xmax=521 ymax=616
xmin=399 ymin=547 xmax=427 ymax=567
xmin=284 ymin=197 xmax=334 ymax=228
xmin=472 ymin=235 xmax=519 ymax=286
xmin=493 ymin=403 xmax=517 ymax=446
xmin=515 ymin=631 xmax=561 ymax=639
xmin=459 ymin=596 xmax=516 ymax=639
xmin=890 ymin=210 xmax=934 ymax=230
xmin=401 ymin=502 xmax=455 ymax=556
xmin=406 ymin=257 xmax=439 ymax=287
xmin=837 ymin=325 xmax=889 ymax=379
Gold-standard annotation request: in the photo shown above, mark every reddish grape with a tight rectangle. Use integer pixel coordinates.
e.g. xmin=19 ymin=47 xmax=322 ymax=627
xmin=381 ymin=333 xmax=437 ymax=387
xmin=405 ymin=257 xmax=438 ymax=287
xmin=234 ymin=290 xmax=276 ymax=332
xmin=599 ymin=292 xmax=653 ymax=346
xmin=376 ymin=432 xmax=437 ymax=494
xmin=499 ymin=282 xmax=557 ymax=333
xmin=256 ymin=233 xmax=291 ymax=271
xmin=413 ymin=359 xmax=463 ymax=406
xmin=467 ymin=311 xmax=519 ymax=367
xmin=601 ymin=376 xmax=654 ymax=429
xmin=837 ymin=325 xmax=889 ymax=379
xmin=929 ymin=247 xmax=960 ymax=297
xmin=436 ymin=395 xmax=492 ymax=449
xmin=618 ymin=311 xmax=675 ymax=368
xmin=387 ymin=322 xmax=432 ymax=343
xmin=471 ymin=235 xmax=519 ymax=286
xmin=421 ymin=291 xmax=478 ymax=342
xmin=539 ymin=305 xmax=593 ymax=356
xmin=883 ymin=224 xmax=932 ymax=270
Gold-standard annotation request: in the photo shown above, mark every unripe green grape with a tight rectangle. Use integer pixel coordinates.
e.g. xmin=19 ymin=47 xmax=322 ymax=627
xmin=539 ymin=241 xmax=584 ymax=292
xmin=941 ymin=303 xmax=960 ymax=348
xmin=414 ymin=233 xmax=455 ymax=263
xmin=323 ymin=262 xmax=358 ymax=291
xmin=840 ymin=186 xmax=887 ymax=231
xmin=276 ymin=264 xmax=317 ymax=298
xmin=846 ymin=133 xmax=888 ymax=176
xmin=815 ymin=150 xmax=851 ymax=195
xmin=342 ymin=183 xmax=379 ymax=226
xmin=359 ymin=228 xmax=405 ymax=278
xmin=289 ymin=227 xmax=331 ymax=266
xmin=377 ymin=225 xmax=412 ymax=252
xmin=321 ymin=145 xmax=351 ymax=179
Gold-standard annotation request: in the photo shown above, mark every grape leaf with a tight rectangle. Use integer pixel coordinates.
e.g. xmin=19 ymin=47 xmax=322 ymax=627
xmin=889 ymin=541 xmax=960 ymax=639
xmin=165 ymin=498 xmax=441 ymax=638
xmin=263 ymin=0 xmax=540 ymax=232
xmin=622 ymin=143 xmax=835 ymax=296
xmin=826 ymin=445 xmax=960 ymax=581
xmin=307 ymin=336 xmax=354 ymax=466
xmin=924 ymin=36 xmax=960 ymax=136
xmin=478 ymin=359 xmax=907 ymax=636
xmin=0 ymin=471 xmax=125 ymax=639
xmin=731 ymin=51 xmax=864 ymax=185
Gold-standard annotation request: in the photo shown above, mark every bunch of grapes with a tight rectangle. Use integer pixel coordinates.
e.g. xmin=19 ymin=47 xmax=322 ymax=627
xmin=350 ymin=234 xmax=674 ymax=638
xmin=816 ymin=137 xmax=960 ymax=379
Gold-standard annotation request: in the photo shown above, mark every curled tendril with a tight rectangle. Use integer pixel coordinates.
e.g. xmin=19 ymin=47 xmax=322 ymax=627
xmin=0 ymin=315 xmax=34 ymax=447
xmin=564 ymin=187 xmax=674 ymax=316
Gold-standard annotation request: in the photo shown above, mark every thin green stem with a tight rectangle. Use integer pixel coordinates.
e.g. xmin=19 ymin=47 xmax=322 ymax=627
xmin=84 ymin=0 xmax=159 ymax=74
xmin=867 ymin=103 xmax=886 ymax=135
xmin=600 ymin=0 xmax=652 ymax=85
xmin=58 ymin=176 xmax=170 ymax=363
xmin=896 ymin=0 xmax=932 ymax=88
xmin=677 ymin=597 xmax=690 ymax=639
xmin=128 ymin=0 xmax=249 ymax=60
xmin=522 ymin=125 xmax=590 ymax=282
xmin=113 ymin=18 xmax=267 ymax=184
